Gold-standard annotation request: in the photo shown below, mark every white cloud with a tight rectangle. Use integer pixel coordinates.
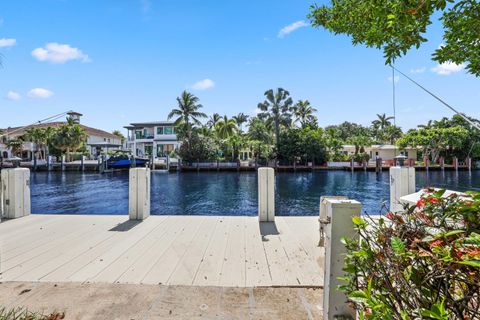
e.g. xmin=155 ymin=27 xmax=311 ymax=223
xmin=0 ymin=38 xmax=16 ymax=47
xmin=410 ymin=67 xmax=426 ymax=74
xmin=5 ymin=91 xmax=21 ymax=101
xmin=190 ymin=78 xmax=215 ymax=90
xmin=27 ymin=88 xmax=54 ymax=99
xmin=387 ymin=75 xmax=400 ymax=83
xmin=278 ymin=20 xmax=309 ymax=38
xmin=32 ymin=43 xmax=90 ymax=64
xmin=431 ymin=62 xmax=465 ymax=75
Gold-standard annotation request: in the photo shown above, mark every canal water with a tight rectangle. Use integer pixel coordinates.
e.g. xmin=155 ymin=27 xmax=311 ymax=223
xmin=30 ymin=170 xmax=479 ymax=216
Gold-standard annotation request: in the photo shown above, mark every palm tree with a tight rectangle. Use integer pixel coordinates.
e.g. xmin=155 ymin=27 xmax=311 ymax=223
xmin=372 ymin=113 xmax=394 ymax=130
xmin=168 ymin=91 xmax=207 ymax=148
xmin=52 ymin=118 xmax=88 ymax=161
xmin=6 ymin=139 xmax=23 ymax=157
xmin=25 ymin=127 xmax=47 ymax=160
xmin=257 ymin=88 xmax=293 ymax=153
xmin=233 ymin=113 xmax=249 ymax=133
xmin=293 ymin=100 xmax=318 ymax=128
xmin=215 ymin=115 xmax=238 ymax=139
xmin=207 ymin=113 xmax=221 ymax=129
xmin=112 ymin=130 xmax=126 ymax=144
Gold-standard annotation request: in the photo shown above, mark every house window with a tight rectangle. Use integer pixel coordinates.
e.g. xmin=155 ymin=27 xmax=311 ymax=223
xmin=157 ymin=127 xmax=163 ymax=135
xmin=164 ymin=126 xmax=173 ymax=135
xmin=135 ymin=131 xmax=142 ymax=139
xmin=104 ymin=138 xmax=106 ymax=141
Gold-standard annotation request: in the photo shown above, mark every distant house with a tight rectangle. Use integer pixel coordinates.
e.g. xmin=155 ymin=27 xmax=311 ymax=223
xmin=341 ymin=144 xmax=418 ymax=161
xmin=124 ymin=121 xmax=180 ymax=158
xmin=0 ymin=112 xmax=122 ymax=159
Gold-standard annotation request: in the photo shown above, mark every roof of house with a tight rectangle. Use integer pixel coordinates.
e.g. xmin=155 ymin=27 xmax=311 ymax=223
xmin=125 ymin=121 xmax=175 ymax=128
xmin=2 ymin=122 xmax=119 ymax=139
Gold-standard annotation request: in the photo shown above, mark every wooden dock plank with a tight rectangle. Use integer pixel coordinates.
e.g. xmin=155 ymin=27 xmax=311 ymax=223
xmin=0 ymin=215 xmax=324 ymax=288
xmin=220 ymin=216 xmax=247 ymax=287
xmin=167 ymin=216 xmax=219 ymax=285
xmin=141 ymin=216 xmax=206 ymax=285
xmin=192 ymin=217 xmax=231 ymax=286
xmin=68 ymin=218 xmax=166 ymax=282
xmin=244 ymin=216 xmax=272 ymax=287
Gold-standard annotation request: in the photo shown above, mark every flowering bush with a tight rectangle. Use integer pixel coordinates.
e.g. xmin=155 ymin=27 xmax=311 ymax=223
xmin=340 ymin=189 xmax=480 ymax=319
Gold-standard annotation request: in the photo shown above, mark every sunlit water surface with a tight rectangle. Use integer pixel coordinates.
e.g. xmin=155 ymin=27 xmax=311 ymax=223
xmin=30 ymin=170 xmax=479 ymax=216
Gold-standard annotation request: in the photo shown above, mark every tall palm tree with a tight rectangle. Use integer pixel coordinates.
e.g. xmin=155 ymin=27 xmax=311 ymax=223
xmin=52 ymin=118 xmax=88 ymax=161
xmin=6 ymin=139 xmax=23 ymax=157
xmin=112 ymin=130 xmax=126 ymax=144
xmin=168 ymin=91 xmax=207 ymax=147
xmin=25 ymin=127 xmax=47 ymax=160
xmin=257 ymin=88 xmax=293 ymax=153
xmin=207 ymin=113 xmax=221 ymax=129
xmin=293 ymin=100 xmax=318 ymax=128
xmin=215 ymin=115 xmax=238 ymax=139
xmin=372 ymin=113 xmax=394 ymax=129
xmin=233 ymin=113 xmax=249 ymax=133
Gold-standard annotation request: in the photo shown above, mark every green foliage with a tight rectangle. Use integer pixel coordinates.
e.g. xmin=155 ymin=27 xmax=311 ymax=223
xmin=177 ymin=131 xmax=218 ymax=162
xmin=0 ymin=306 xmax=64 ymax=320
xmin=340 ymin=190 xmax=480 ymax=319
xmin=309 ymin=0 xmax=480 ymax=76
xmin=51 ymin=119 xmax=88 ymax=161
xmin=257 ymin=88 xmax=294 ymax=151
xmin=397 ymin=124 xmax=469 ymax=162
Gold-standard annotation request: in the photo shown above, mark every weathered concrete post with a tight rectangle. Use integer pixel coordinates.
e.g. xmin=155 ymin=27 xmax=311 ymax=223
xmin=47 ymin=155 xmax=52 ymax=171
xmin=350 ymin=158 xmax=354 ymax=173
xmin=424 ymin=156 xmax=429 ymax=171
xmin=322 ymin=198 xmax=361 ymax=320
xmin=439 ymin=156 xmax=445 ymax=170
xmin=33 ymin=154 xmax=37 ymax=171
xmin=81 ymin=155 xmax=85 ymax=172
xmin=0 ymin=168 xmax=31 ymax=219
xmin=466 ymin=157 xmax=472 ymax=172
xmin=61 ymin=155 xmax=66 ymax=171
xmin=390 ymin=165 xmax=416 ymax=213
xmin=129 ymin=167 xmax=150 ymax=220
xmin=453 ymin=156 xmax=459 ymax=171
xmin=258 ymin=167 xmax=274 ymax=222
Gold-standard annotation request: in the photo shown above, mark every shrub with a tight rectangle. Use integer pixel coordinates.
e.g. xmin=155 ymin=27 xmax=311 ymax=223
xmin=341 ymin=189 xmax=480 ymax=319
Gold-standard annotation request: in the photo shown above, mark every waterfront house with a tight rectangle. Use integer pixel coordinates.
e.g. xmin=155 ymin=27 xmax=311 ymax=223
xmin=124 ymin=121 xmax=180 ymax=159
xmin=1 ymin=112 xmax=122 ymax=160
xmin=341 ymin=144 xmax=418 ymax=161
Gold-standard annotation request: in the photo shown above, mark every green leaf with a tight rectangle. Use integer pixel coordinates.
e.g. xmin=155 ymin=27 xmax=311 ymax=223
xmin=443 ymin=230 xmax=464 ymax=237
xmin=458 ymin=260 xmax=480 ymax=268
xmin=434 ymin=189 xmax=446 ymax=198
xmin=391 ymin=237 xmax=405 ymax=255
xmin=352 ymin=216 xmax=364 ymax=226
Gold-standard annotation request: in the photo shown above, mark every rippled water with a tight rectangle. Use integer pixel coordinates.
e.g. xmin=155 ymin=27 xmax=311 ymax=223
xmin=30 ymin=170 xmax=479 ymax=216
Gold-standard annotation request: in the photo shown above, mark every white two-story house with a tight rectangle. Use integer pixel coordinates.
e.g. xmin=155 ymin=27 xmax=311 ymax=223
xmin=124 ymin=121 xmax=180 ymax=159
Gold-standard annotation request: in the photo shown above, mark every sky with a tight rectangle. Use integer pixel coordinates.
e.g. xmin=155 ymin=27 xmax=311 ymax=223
xmin=0 ymin=0 xmax=479 ymax=134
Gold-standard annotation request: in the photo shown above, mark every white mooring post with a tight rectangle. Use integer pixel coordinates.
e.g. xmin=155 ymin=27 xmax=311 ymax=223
xmin=129 ymin=167 xmax=150 ymax=220
xmin=258 ymin=167 xmax=274 ymax=222
xmin=389 ymin=165 xmax=415 ymax=213
xmin=0 ymin=168 xmax=31 ymax=219
xmin=322 ymin=198 xmax=361 ymax=320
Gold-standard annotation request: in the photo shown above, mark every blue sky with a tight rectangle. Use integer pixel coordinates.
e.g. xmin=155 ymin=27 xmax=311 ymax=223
xmin=1 ymin=0 xmax=479 ymax=134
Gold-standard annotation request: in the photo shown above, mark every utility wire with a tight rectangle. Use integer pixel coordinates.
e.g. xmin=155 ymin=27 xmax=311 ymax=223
xmin=390 ymin=65 xmax=480 ymax=132
xmin=0 ymin=110 xmax=74 ymax=139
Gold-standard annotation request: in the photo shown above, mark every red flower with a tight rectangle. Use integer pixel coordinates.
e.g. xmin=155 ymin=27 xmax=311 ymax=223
xmin=465 ymin=201 xmax=474 ymax=207
xmin=430 ymin=240 xmax=444 ymax=249
xmin=427 ymin=197 xmax=440 ymax=204
xmin=466 ymin=248 xmax=480 ymax=258
xmin=416 ymin=198 xmax=427 ymax=208
xmin=385 ymin=212 xmax=395 ymax=220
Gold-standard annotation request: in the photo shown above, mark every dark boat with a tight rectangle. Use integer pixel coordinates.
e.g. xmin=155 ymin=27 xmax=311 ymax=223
xmin=107 ymin=155 xmax=149 ymax=169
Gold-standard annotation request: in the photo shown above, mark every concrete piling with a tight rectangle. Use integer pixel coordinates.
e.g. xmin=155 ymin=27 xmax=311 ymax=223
xmin=258 ymin=167 xmax=274 ymax=222
xmin=129 ymin=167 xmax=151 ymax=220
